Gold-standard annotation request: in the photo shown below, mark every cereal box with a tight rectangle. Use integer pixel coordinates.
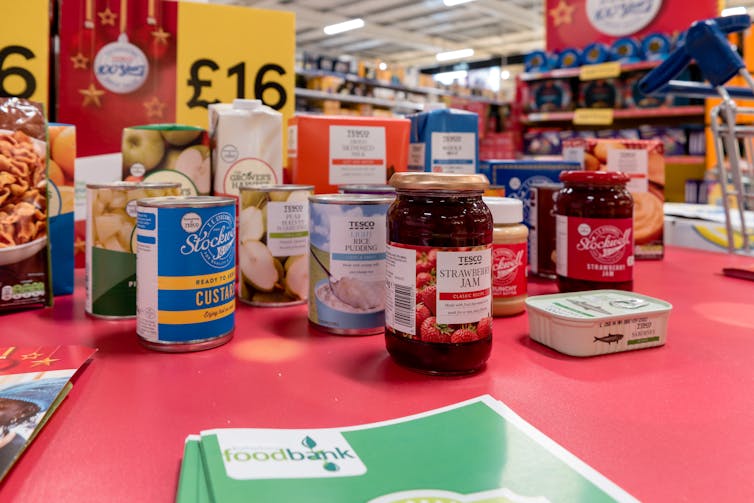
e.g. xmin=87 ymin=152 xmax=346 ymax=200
xmin=0 ymin=97 xmax=52 ymax=310
xmin=287 ymin=115 xmax=410 ymax=194
xmin=563 ymin=138 xmax=665 ymax=260
xmin=48 ymin=124 xmax=76 ymax=296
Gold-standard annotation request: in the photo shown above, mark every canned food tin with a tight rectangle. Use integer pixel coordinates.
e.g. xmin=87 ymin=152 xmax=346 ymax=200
xmin=238 ymin=185 xmax=313 ymax=306
xmin=338 ymin=184 xmax=396 ymax=196
xmin=136 ymin=196 xmax=236 ymax=352
xmin=308 ymin=194 xmax=393 ymax=335
xmin=85 ymin=181 xmax=180 ymax=318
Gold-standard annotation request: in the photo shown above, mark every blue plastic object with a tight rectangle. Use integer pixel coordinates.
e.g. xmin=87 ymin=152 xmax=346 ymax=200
xmin=582 ymin=43 xmax=610 ymax=65
xmin=639 ymin=15 xmax=752 ymax=97
xmin=641 ymin=33 xmax=672 ymax=61
xmin=525 ymin=50 xmax=551 ymax=73
xmin=556 ymin=48 xmax=582 ymax=69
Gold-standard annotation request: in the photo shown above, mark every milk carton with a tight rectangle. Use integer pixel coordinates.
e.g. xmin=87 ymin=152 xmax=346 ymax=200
xmin=407 ymin=104 xmax=479 ymax=173
xmin=209 ymin=99 xmax=283 ymax=197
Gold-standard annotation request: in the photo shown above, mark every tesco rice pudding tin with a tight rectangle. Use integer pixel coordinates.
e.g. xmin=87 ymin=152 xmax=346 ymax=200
xmin=85 ymin=181 xmax=180 ymax=319
xmin=136 ymin=196 xmax=236 ymax=352
xmin=308 ymin=194 xmax=392 ymax=335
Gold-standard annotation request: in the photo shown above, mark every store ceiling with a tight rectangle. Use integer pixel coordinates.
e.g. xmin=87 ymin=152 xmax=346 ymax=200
xmin=214 ymin=0 xmax=754 ymax=70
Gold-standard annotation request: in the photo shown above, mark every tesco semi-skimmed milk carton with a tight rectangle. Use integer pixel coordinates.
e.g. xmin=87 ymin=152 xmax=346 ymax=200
xmin=408 ymin=104 xmax=479 ymax=173
xmin=287 ymin=114 xmax=410 ymax=194
xmin=209 ymin=99 xmax=283 ymax=197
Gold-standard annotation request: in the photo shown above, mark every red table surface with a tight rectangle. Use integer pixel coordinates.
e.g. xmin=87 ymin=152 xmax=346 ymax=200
xmin=1 ymin=246 xmax=753 ymax=502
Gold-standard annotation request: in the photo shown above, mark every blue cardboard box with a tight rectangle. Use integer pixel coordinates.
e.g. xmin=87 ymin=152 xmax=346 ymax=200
xmin=408 ymin=106 xmax=478 ymax=173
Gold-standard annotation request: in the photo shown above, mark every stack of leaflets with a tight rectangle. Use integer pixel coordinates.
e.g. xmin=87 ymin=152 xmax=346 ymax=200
xmin=0 ymin=345 xmax=96 ymax=481
xmin=177 ymin=395 xmax=637 ymax=503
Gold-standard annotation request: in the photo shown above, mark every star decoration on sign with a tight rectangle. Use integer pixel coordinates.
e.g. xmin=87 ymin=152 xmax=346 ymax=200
xmin=20 ymin=351 xmax=43 ymax=360
xmin=31 ymin=356 xmax=60 ymax=367
xmin=80 ymin=83 xmax=105 ymax=107
xmin=549 ymin=0 xmax=575 ymax=27
xmin=74 ymin=236 xmax=85 ymax=255
xmin=143 ymin=96 xmax=166 ymax=119
xmin=151 ymin=26 xmax=171 ymax=45
xmin=98 ymin=7 xmax=117 ymax=26
xmin=70 ymin=52 xmax=89 ymax=70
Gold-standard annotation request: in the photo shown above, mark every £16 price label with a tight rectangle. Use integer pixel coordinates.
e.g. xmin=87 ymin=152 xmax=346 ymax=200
xmin=0 ymin=0 xmax=49 ymax=106
xmin=0 ymin=45 xmax=37 ymax=98
xmin=185 ymin=59 xmax=287 ymax=111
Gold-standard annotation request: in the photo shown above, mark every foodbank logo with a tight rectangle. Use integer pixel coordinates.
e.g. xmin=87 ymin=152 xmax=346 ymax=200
xmin=217 ymin=430 xmax=367 ymax=480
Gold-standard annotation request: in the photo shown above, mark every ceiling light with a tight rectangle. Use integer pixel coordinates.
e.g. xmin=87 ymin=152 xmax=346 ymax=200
xmin=500 ymin=70 xmax=511 ymax=80
xmin=378 ymin=62 xmax=388 ymax=71
xmin=436 ymin=48 xmax=474 ymax=61
xmin=444 ymin=0 xmax=476 ymax=6
xmin=323 ymin=18 xmax=365 ymax=35
xmin=721 ymin=6 xmax=747 ymax=16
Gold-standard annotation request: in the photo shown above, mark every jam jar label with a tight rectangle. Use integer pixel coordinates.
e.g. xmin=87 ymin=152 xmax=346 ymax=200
xmin=555 ymin=215 xmax=633 ymax=282
xmin=386 ymin=244 xmax=492 ymax=343
xmin=491 ymin=242 xmax=527 ymax=298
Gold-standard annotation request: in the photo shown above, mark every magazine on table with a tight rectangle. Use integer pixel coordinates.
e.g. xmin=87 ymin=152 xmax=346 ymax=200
xmin=177 ymin=394 xmax=637 ymax=503
xmin=0 ymin=345 xmax=96 ymax=481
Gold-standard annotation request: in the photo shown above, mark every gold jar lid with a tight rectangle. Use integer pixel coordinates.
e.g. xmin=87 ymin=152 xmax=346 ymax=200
xmin=389 ymin=172 xmax=490 ymax=191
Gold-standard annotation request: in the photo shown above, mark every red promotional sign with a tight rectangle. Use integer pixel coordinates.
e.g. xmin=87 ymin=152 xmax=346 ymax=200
xmin=545 ymin=0 xmax=718 ymax=52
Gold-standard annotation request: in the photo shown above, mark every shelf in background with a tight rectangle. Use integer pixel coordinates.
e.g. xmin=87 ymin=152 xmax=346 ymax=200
xmin=523 ymin=106 xmax=706 ymax=124
xmin=297 ymin=68 xmax=506 ymax=105
xmin=519 ymin=60 xmax=662 ymax=82
xmin=295 ymin=88 xmax=424 ymax=111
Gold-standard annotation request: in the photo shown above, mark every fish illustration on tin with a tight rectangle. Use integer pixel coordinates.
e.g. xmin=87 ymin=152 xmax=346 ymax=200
xmin=594 ymin=333 xmax=623 ymax=344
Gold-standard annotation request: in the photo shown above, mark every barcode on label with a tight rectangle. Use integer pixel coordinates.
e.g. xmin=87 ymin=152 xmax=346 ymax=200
xmin=392 ymin=283 xmax=414 ymax=334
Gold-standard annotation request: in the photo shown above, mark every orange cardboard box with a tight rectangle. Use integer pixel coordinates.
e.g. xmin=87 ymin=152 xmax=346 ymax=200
xmin=287 ymin=115 xmax=410 ymax=193
xmin=563 ymin=138 xmax=665 ymax=260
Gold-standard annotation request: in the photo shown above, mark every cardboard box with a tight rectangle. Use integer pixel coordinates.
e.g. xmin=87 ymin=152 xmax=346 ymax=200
xmin=288 ymin=115 xmax=410 ymax=193
xmin=563 ymin=138 xmax=665 ymax=259
xmin=48 ymin=124 xmax=76 ymax=295
xmin=408 ymin=107 xmax=478 ymax=173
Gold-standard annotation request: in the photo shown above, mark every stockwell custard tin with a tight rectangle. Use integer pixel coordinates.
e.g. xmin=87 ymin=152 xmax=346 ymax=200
xmin=136 ymin=196 xmax=236 ymax=352
xmin=526 ymin=290 xmax=672 ymax=357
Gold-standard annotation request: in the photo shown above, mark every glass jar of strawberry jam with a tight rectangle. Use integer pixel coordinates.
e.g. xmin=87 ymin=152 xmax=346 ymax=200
xmin=555 ymin=170 xmax=634 ymax=292
xmin=385 ymin=172 xmax=493 ymax=375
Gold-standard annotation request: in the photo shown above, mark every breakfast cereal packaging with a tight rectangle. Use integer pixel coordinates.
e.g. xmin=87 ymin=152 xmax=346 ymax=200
xmin=563 ymin=138 xmax=665 ymax=259
xmin=0 ymin=97 xmax=52 ymax=310
xmin=48 ymin=124 xmax=76 ymax=296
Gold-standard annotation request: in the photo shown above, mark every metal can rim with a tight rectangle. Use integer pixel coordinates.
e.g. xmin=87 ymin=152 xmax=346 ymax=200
xmin=239 ymin=184 xmax=314 ymax=193
xmin=308 ymin=193 xmax=394 ymax=205
xmin=136 ymin=195 xmax=236 ymax=208
xmin=86 ymin=181 xmax=181 ymax=190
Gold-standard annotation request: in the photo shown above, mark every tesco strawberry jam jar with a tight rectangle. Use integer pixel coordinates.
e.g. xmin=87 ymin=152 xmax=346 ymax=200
xmin=385 ymin=172 xmax=493 ymax=375
xmin=555 ymin=171 xmax=634 ymax=292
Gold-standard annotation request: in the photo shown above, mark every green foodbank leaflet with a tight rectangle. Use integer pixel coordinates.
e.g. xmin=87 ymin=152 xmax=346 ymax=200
xmin=187 ymin=395 xmax=637 ymax=503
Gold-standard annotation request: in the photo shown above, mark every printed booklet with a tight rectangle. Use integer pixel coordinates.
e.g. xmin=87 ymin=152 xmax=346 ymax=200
xmin=176 ymin=395 xmax=638 ymax=503
xmin=0 ymin=345 xmax=96 ymax=481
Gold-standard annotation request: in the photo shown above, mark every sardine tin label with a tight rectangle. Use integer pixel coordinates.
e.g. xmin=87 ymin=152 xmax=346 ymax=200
xmin=136 ymin=203 xmax=236 ymax=343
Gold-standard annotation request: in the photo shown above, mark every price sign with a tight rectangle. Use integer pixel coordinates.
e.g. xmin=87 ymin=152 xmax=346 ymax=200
xmin=0 ymin=0 xmax=49 ymax=106
xmin=176 ymin=3 xmax=295 ymax=159
xmin=573 ymin=108 xmax=614 ymax=125
xmin=579 ymin=62 xmax=621 ymax=81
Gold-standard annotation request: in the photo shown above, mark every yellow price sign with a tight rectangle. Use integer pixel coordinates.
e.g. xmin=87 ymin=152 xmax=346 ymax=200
xmin=0 ymin=0 xmax=49 ymax=107
xmin=573 ymin=108 xmax=614 ymax=125
xmin=579 ymin=62 xmax=621 ymax=81
xmin=175 ymin=3 xmax=295 ymax=138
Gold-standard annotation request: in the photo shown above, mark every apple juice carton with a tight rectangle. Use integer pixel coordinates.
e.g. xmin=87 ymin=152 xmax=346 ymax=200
xmin=287 ymin=114 xmax=410 ymax=194
xmin=563 ymin=138 xmax=665 ymax=260
xmin=209 ymin=99 xmax=283 ymax=197
xmin=408 ymin=104 xmax=479 ymax=173
xmin=48 ymin=123 xmax=76 ymax=295
xmin=121 ymin=124 xmax=210 ymax=195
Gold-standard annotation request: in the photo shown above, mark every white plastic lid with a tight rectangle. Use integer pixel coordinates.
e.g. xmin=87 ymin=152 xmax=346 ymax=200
xmin=233 ymin=99 xmax=262 ymax=110
xmin=483 ymin=196 xmax=523 ymax=224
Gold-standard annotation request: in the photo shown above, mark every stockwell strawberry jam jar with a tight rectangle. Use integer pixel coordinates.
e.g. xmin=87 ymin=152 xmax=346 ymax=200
xmin=555 ymin=170 xmax=634 ymax=292
xmin=385 ymin=172 xmax=493 ymax=375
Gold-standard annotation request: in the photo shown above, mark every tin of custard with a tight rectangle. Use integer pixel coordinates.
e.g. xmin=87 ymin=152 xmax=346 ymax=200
xmin=525 ymin=290 xmax=671 ymax=357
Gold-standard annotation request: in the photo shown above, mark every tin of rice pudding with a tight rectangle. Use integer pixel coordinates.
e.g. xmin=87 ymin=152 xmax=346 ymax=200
xmin=308 ymin=194 xmax=392 ymax=335
xmin=136 ymin=196 xmax=236 ymax=352
xmin=238 ymin=185 xmax=313 ymax=306
xmin=85 ymin=181 xmax=180 ymax=319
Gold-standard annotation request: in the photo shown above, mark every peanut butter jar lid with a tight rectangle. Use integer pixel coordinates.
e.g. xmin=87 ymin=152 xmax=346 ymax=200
xmin=483 ymin=196 xmax=523 ymax=224
xmin=389 ymin=172 xmax=490 ymax=191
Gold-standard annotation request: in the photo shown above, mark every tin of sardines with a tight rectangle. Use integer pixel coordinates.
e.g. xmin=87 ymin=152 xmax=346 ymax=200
xmin=525 ymin=290 xmax=672 ymax=357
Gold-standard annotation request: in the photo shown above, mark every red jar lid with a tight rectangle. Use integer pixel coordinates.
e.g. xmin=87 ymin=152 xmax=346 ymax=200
xmin=559 ymin=170 xmax=629 ymax=185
